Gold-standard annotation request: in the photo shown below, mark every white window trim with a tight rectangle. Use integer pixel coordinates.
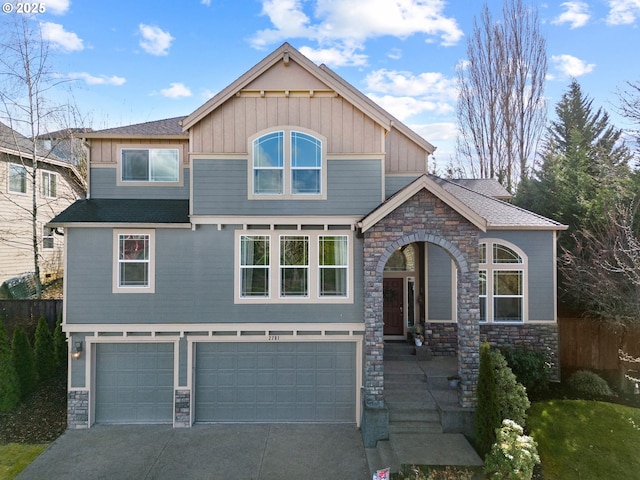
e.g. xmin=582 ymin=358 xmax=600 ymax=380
xmin=479 ymin=239 xmax=528 ymax=323
xmin=248 ymin=126 xmax=327 ymax=200
xmin=117 ymin=145 xmax=183 ymax=187
xmin=41 ymin=170 xmax=57 ymax=198
xmin=234 ymin=229 xmax=353 ymax=304
xmin=112 ymin=229 xmax=156 ymax=294
xmin=42 ymin=226 xmax=55 ymax=250
xmin=8 ymin=163 xmax=28 ymax=194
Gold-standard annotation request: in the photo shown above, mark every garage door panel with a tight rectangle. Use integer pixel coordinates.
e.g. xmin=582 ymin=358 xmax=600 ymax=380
xmin=95 ymin=343 xmax=174 ymax=424
xmin=195 ymin=342 xmax=355 ymax=423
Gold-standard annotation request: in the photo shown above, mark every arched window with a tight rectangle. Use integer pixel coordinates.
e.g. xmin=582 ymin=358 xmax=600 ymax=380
xmin=384 ymin=244 xmax=416 ymax=272
xmin=479 ymin=241 xmax=526 ymax=323
xmin=250 ymin=127 xmax=326 ymax=199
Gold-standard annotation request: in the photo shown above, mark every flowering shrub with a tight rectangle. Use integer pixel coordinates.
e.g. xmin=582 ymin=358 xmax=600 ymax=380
xmin=483 ymin=419 xmax=540 ymax=479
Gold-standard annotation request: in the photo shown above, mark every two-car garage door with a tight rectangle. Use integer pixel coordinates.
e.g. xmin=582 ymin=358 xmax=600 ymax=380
xmin=194 ymin=342 xmax=356 ymax=423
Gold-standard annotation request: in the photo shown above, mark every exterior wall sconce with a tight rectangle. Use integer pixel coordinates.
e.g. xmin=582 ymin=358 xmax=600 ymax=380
xmin=71 ymin=341 xmax=82 ymax=360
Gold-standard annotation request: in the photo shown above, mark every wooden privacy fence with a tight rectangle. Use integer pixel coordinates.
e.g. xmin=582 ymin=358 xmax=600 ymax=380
xmin=0 ymin=299 xmax=63 ymax=338
xmin=559 ymin=317 xmax=640 ymax=372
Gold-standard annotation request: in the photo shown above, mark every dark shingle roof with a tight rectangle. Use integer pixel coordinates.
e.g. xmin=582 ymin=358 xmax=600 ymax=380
xmin=0 ymin=121 xmax=35 ymax=154
xmin=49 ymin=199 xmax=190 ymax=225
xmin=85 ymin=117 xmax=187 ymax=137
xmin=432 ymin=176 xmax=566 ymax=229
xmin=449 ymin=179 xmax=512 ymax=200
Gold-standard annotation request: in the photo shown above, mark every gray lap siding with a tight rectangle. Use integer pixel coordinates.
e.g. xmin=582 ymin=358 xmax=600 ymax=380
xmin=191 ymin=159 xmax=383 ymax=216
xmin=65 ymin=226 xmax=364 ymax=325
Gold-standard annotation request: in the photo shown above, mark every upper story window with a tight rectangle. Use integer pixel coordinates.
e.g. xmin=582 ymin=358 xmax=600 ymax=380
xmin=9 ymin=163 xmax=27 ymax=194
xmin=113 ymin=229 xmax=155 ymax=293
xmin=120 ymin=148 xmax=180 ymax=184
xmin=479 ymin=240 xmax=526 ymax=323
xmin=41 ymin=171 xmax=57 ymax=198
xmin=249 ymin=128 xmax=326 ymax=200
xmin=236 ymin=230 xmax=351 ymax=303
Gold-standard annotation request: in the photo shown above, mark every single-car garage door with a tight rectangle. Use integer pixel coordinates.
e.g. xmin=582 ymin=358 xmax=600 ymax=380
xmin=95 ymin=343 xmax=174 ymax=424
xmin=195 ymin=342 xmax=356 ymax=423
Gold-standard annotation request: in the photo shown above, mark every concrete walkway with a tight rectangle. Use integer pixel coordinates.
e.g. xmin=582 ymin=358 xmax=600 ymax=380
xmin=17 ymin=423 xmax=370 ymax=480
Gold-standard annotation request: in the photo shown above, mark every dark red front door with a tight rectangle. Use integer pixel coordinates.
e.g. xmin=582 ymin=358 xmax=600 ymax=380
xmin=383 ymin=278 xmax=404 ymax=335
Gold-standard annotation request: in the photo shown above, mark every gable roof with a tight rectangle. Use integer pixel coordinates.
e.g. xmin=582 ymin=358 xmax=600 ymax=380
xmin=181 ymin=43 xmax=435 ymax=155
xmin=358 ymin=174 xmax=567 ymax=233
xmin=0 ymin=121 xmax=85 ymax=187
xmin=83 ymin=116 xmax=188 ymax=139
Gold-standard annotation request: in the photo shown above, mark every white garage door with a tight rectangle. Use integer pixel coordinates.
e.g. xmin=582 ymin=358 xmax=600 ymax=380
xmin=195 ymin=342 xmax=356 ymax=423
xmin=95 ymin=343 xmax=174 ymax=424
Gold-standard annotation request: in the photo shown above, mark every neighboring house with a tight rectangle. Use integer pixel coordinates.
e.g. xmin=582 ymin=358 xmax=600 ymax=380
xmin=0 ymin=122 xmax=85 ymax=286
xmin=50 ymin=44 xmax=566 ymax=444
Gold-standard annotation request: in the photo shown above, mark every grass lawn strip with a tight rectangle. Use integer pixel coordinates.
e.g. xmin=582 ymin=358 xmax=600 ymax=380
xmin=529 ymin=399 xmax=640 ymax=480
xmin=0 ymin=443 xmax=48 ymax=480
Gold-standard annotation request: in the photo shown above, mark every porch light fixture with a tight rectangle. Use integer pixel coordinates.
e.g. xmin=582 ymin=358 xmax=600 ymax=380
xmin=71 ymin=341 xmax=82 ymax=360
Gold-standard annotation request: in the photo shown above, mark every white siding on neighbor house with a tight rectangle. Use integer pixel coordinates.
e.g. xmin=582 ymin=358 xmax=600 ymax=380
xmin=0 ymin=155 xmax=84 ymax=283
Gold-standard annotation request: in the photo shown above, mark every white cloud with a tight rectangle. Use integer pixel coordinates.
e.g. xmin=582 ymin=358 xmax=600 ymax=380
xmin=364 ymin=69 xmax=457 ymax=100
xmin=250 ymin=0 xmax=463 ymax=50
xmin=367 ymin=93 xmax=454 ymax=121
xmin=299 ymin=45 xmax=368 ymax=67
xmin=138 ymin=24 xmax=174 ymax=56
xmin=44 ymin=0 xmax=70 ymax=15
xmin=607 ymin=0 xmax=640 ymax=25
xmin=66 ymin=72 xmax=126 ymax=86
xmin=552 ymin=1 xmax=590 ymax=28
xmin=160 ymin=82 xmax=192 ymax=98
xmin=39 ymin=22 xmax=83 ymax=52
xmin=551 ymin=54 xmax=596 ymax=77
xmin=201 ymin=0 xmax=212 ymax=5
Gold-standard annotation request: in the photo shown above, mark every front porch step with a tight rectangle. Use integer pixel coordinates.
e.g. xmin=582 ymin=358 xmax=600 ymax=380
xmin=389 ymin=420 xmax=443 ymax=434
xmin=389 ymin=408 xmax=441 ymax=423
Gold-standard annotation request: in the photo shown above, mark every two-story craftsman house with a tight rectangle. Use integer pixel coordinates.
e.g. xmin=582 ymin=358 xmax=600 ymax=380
xmin=50 ymin=43 xmax=566 ymax=445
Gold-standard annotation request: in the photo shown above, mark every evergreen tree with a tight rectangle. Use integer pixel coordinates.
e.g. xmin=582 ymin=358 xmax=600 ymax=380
xmin=516 ymin=79 xmax=633 ymax=249
xmin=53 ymin=314 xmax=67 ymax=371
xmin=34 ymin=316 xmax=55 ymax=382
xmin=11 ymin=326 xmax=37 ymax=399
xmin=0 ymin=317 xmax=20 ymax=412
xmin=474 ymin=342 xmax=501 ymax=459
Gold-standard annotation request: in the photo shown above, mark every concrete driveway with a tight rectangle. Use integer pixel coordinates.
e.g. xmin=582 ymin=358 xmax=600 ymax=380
xmin=17 ymin=424 xmax=370 ymax=480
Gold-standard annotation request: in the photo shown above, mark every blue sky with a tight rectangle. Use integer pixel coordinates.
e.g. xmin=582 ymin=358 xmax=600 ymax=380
xmin=4 ymin=0 xmax=640 ymax=167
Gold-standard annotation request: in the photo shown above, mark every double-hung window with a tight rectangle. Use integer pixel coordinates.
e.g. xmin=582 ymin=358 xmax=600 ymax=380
xmin=250 ymin=128 xmax=326 ymax=199
xmin=120 ymin=148 xmax=180 ymax=183
xmin=113 ymin=230 xmax=155 ymax=293
xmin=9 ymin=163 xmax=27 ymax=193
xmin=236 ymin=231 xmax=351 ymax=303
xmin=42 ymin=226 xmax=55 ymax=249
xmin=479 ymin=241 xmax=526 ymax=322
xmin=41 ymin=171 xmax=57 ymax=198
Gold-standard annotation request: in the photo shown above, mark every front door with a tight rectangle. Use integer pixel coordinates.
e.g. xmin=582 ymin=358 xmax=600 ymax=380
xmin=383 ymin=278 xmax=404 ymax=336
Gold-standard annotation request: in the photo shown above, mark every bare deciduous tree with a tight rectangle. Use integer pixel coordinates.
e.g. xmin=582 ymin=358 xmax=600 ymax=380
xmin=456 ymin=0 xmax=547 ymax=192
xmin=0 ymin=15 xmax=85 ymax=297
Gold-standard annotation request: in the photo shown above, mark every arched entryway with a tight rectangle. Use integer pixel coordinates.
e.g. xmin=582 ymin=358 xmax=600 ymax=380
xmin=361 ymin=188 xmax=481 ymax=416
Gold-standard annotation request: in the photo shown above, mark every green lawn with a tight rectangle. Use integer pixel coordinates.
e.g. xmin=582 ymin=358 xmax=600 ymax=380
xmin=529 ymin=400 xmax=640 ymax=480
xmin=0 ymin=443 xmax=48 ymax=480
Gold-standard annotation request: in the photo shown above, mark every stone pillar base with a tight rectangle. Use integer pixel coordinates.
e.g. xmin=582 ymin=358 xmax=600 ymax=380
xmin=68 ymin=390 xmax=89 ymax=429
xmin=174 ymin=389 xmax=191 ymax=428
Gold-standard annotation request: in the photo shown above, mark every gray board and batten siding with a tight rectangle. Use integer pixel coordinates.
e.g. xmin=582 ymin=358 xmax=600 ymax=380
xmin=64 ymin=226 xmax=364 ymax=325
